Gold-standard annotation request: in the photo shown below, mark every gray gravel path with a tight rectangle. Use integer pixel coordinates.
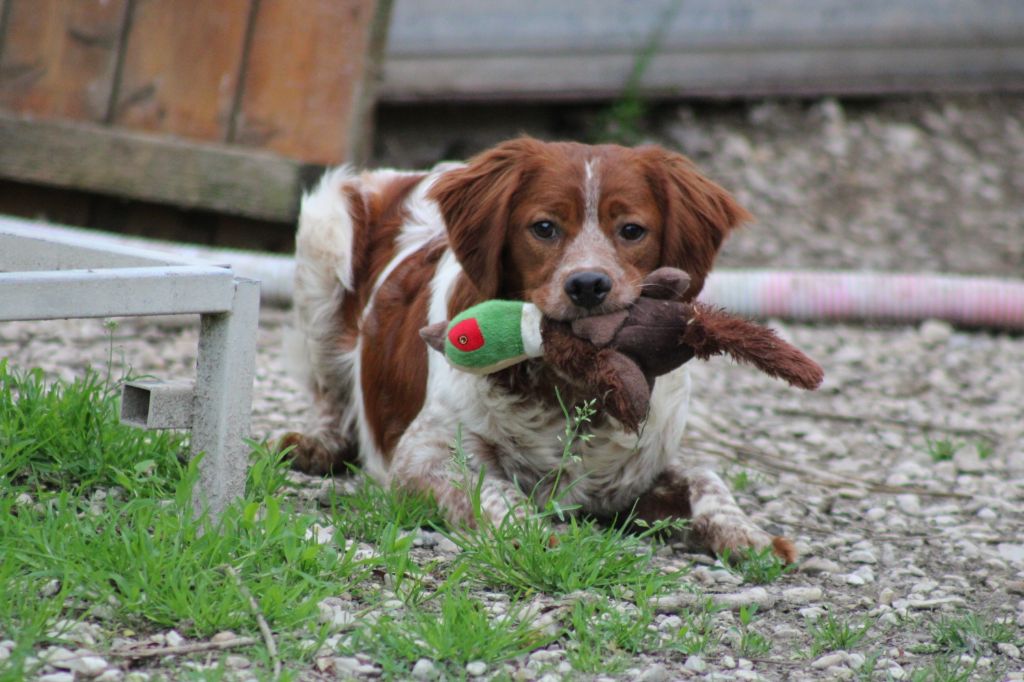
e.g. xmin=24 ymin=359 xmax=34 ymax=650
xmin=3 ymin=95 xmax=1023 ymax=680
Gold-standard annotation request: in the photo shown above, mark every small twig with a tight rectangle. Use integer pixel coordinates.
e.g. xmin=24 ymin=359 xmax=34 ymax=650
xmin=760 ymin=405 xmax=999 ymax=443
xmin=224 ymin=565 xmax=281 ymax=679
xmin=109 ymin=637 xmax=258 ymax=659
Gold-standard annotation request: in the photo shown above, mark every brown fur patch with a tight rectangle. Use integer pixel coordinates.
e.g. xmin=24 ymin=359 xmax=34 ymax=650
xmin=279 ymin=431 xmax=358 ymax=476
xmin=638 ymin=147 xmax=751 ymax=299
xmin=360 ymin=240 xmax=445 ymax=458
xmin=630 ymin=469 xmax=693 ymax=522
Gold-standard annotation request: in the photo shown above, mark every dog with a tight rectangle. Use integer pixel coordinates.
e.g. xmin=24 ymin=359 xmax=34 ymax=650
xmin=283 ymin=137 xmax=796 ymax=562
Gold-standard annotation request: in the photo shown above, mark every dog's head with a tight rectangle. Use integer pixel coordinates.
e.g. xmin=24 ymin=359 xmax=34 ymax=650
xmin=429 ymin=137 xmax=750 ymax=320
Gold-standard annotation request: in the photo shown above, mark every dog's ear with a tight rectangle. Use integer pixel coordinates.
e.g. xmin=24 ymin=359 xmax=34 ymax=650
xmin=428 ymin=138 xmax=542 ymax=301
xmin=640 ymin=147 xmax=751 ymax=300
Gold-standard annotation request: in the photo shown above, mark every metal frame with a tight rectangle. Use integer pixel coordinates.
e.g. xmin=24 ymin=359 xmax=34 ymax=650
xmin=0 ymin=217 xmax=260 ymax=519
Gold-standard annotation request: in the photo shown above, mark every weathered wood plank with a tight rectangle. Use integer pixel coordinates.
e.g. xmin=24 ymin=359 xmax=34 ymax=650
xmin=232 ymin=0 xmax=378 ymax=165
xmin=382 ymin=46 xmax=1024 ymax=102
xmin=0 ymin=0 xmax=128 ymax=119
xmin=112 ymin=0 xmax=250 ymax=140
xmin=0 ymin=112 xmax=307 ymax=222
xmin=381 ymin=0 xmax=1024 ymax=100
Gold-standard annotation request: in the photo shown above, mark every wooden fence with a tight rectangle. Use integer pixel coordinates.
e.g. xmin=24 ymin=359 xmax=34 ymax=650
xmin=0 ymin=0 xmax=387 ymax=224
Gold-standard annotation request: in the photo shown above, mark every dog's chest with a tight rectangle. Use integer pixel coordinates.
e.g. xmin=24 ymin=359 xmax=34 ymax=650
xmin=449 ymin=365 xmax=693 ymax=515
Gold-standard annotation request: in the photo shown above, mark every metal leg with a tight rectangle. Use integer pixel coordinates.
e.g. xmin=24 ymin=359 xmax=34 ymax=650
xmin=191 ymin=278 xmax=261 ymax=519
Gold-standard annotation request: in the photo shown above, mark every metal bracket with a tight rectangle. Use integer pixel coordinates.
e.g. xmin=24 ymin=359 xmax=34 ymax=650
xmin=121 ymin=379 xmax=196 ymax=430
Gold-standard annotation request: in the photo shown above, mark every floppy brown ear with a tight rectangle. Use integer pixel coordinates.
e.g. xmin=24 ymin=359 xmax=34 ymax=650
xmin=428 ymin=138 xmax=541 ymax=301
xmin=641 ymin=147 xmax=752 ymax=300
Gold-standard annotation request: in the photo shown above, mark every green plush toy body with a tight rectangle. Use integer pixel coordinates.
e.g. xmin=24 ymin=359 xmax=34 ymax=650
xmin=427 ymin=300 xmax=545 ymax=374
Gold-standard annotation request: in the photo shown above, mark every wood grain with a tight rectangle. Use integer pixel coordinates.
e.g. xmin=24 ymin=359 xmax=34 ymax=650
xmin=0 ymin=112 xmax=306 ymax=221
xmin=232 ymin=0 xmax=376 ymax=164
xmin=112 ymin=0 xmax=251 ymax=140
xmin=0 ymin=0 xmax=128 ymax=120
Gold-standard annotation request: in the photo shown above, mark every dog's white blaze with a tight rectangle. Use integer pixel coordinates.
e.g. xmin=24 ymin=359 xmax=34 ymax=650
xmin=584 ymin=158 xmax=601 ymax=231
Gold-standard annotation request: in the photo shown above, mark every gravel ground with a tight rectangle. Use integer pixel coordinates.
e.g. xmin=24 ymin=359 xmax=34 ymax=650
xmin=3 ymin=95 xmax=1024 ymax=680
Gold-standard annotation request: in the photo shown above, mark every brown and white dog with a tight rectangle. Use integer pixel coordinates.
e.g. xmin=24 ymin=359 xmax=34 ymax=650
xmin=283 ymin=138 xmax=796 ymax=562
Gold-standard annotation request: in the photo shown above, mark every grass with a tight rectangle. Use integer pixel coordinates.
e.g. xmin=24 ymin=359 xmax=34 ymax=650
xmin=589 ymin=0 xmax=683 ymax=145
xmin=2 ymin=354 xmax=1016 ymax=680
xmin=668 ymin=599 xmax=722 ymax=656
xmin=807 ymin=611 xmax=873 ymax=656
xmin=349 ymin=589 xmax=556 ymax=678
xmin=926 ymin=437 xmax=963 ymax=462
xmin=0 ymin=359 xmax=187 ymax=495
xmin=734 ymin=604 xmax=772 ymax=657
xmin=720 ymin=546 xmax=793 ymax=585
xmin=927 ymin=612 xmax=1017 ymax=655
xmin=0 ymin=361 xmax=368 ymax=678
xmin=907 ymin=656 xmax=983 ymax=682
xmin=324 ymin=472 xmax=443 ymax=544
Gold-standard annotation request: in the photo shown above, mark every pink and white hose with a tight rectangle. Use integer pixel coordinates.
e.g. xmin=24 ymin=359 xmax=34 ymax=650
xmin=700 ymin=270 xmax=1024 ymax=330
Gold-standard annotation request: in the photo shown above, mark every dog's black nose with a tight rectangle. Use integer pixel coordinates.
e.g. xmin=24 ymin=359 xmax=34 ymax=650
xmin=565 ymin=271 xmax=613 ymax=308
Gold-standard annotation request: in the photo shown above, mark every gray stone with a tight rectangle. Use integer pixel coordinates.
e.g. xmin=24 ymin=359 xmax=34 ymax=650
xmin=332 ymin=657 xmax=361 ymax=677
xmin=636 ymin=664 xmax=669 ymax=682
xmin=38 ymin=674 xmax=75 ymax=682
xmin=847 ymin=550 xmax=877 ymax=564
xmin=684 ymin=655 xmax=706 ymax=672
xmin=997 ymin=643 xmax=1021 ymax=659
xmin=783 ymin=587 xmax=823 ymax=604
xmin=800 ymin=557 xmax=841 ymax=575
xmin=713 ymin=587 xmax=776 ymax=610
xmin=466 ymin=661 xmax=488 ymax=676
xmin=811 ymin=652 xmax=848 ymax=669
xmin=63 ymin=654 xmax=110 ymax=677
xmin=95 ymin=671 xmax=124 ymax=682
xmin=411 ymin=658 xmax=438 ymax=680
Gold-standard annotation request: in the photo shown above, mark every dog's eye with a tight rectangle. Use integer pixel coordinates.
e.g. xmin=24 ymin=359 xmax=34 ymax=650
xmin=530 ymin=221 xmax=558 ymax=241
xmin=619 ymin=223 xmax=647 ymax=241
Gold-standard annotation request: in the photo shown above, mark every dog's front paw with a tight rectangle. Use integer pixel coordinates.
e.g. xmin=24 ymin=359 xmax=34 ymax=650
xmin=691 ymin=513 xmax=798 ymax=564
xmin=278 ymin=432 xmax=355 ymax=476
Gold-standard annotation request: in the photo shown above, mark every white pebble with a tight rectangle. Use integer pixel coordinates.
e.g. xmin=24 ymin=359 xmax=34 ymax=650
xmin=411 ymin=658 xmax=438 ymax=680
xmin=800 ymin=557 xmax=841 ymax=574
xmin=38 ymin=674 xmax=74 ymax=682
xmin=684 ymin=655 xmax=707 ymax=672
xmin=997 ymin=643 xmax=1020 ymax=659
xmin=847 ymin=550 xmax=877 ymax=564
xmin=864 ymin=507 xmax=887 ymax=522
xmin=64 ymin=655 xmax=110 ymax=677
xmin=466 ymin=661 xmax=488 ymax=676
xmin=783 ymin=587 xmax=823 ymax=604
xmin=811 ymin=651 xmax=848 ymax=669
xmin=637 ymin=663 xmax=669 ymax=682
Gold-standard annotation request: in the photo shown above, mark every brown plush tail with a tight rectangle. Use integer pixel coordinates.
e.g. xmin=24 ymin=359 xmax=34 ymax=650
xmin=682 ymin=303 xmax=824 ymax=390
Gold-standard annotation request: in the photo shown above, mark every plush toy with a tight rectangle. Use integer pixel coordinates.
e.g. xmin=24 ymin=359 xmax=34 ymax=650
xmin=420 ymin=268 xmax=824 ymax=431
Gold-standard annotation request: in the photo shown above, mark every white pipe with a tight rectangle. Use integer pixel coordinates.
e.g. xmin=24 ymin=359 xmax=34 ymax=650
xmin=7 ymin=219 xmax=1024 ymax=329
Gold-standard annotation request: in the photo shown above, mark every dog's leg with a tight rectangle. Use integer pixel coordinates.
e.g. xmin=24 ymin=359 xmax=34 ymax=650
xmin=387 ymin=409 xmax=528 ymax=527
xmin=278 ymin=398 xmax=359 ymax=476
xmin=632 ymin=464 xmax=797 ymax=563
xmin=282 ymin=169 xmax=363 ymax=476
